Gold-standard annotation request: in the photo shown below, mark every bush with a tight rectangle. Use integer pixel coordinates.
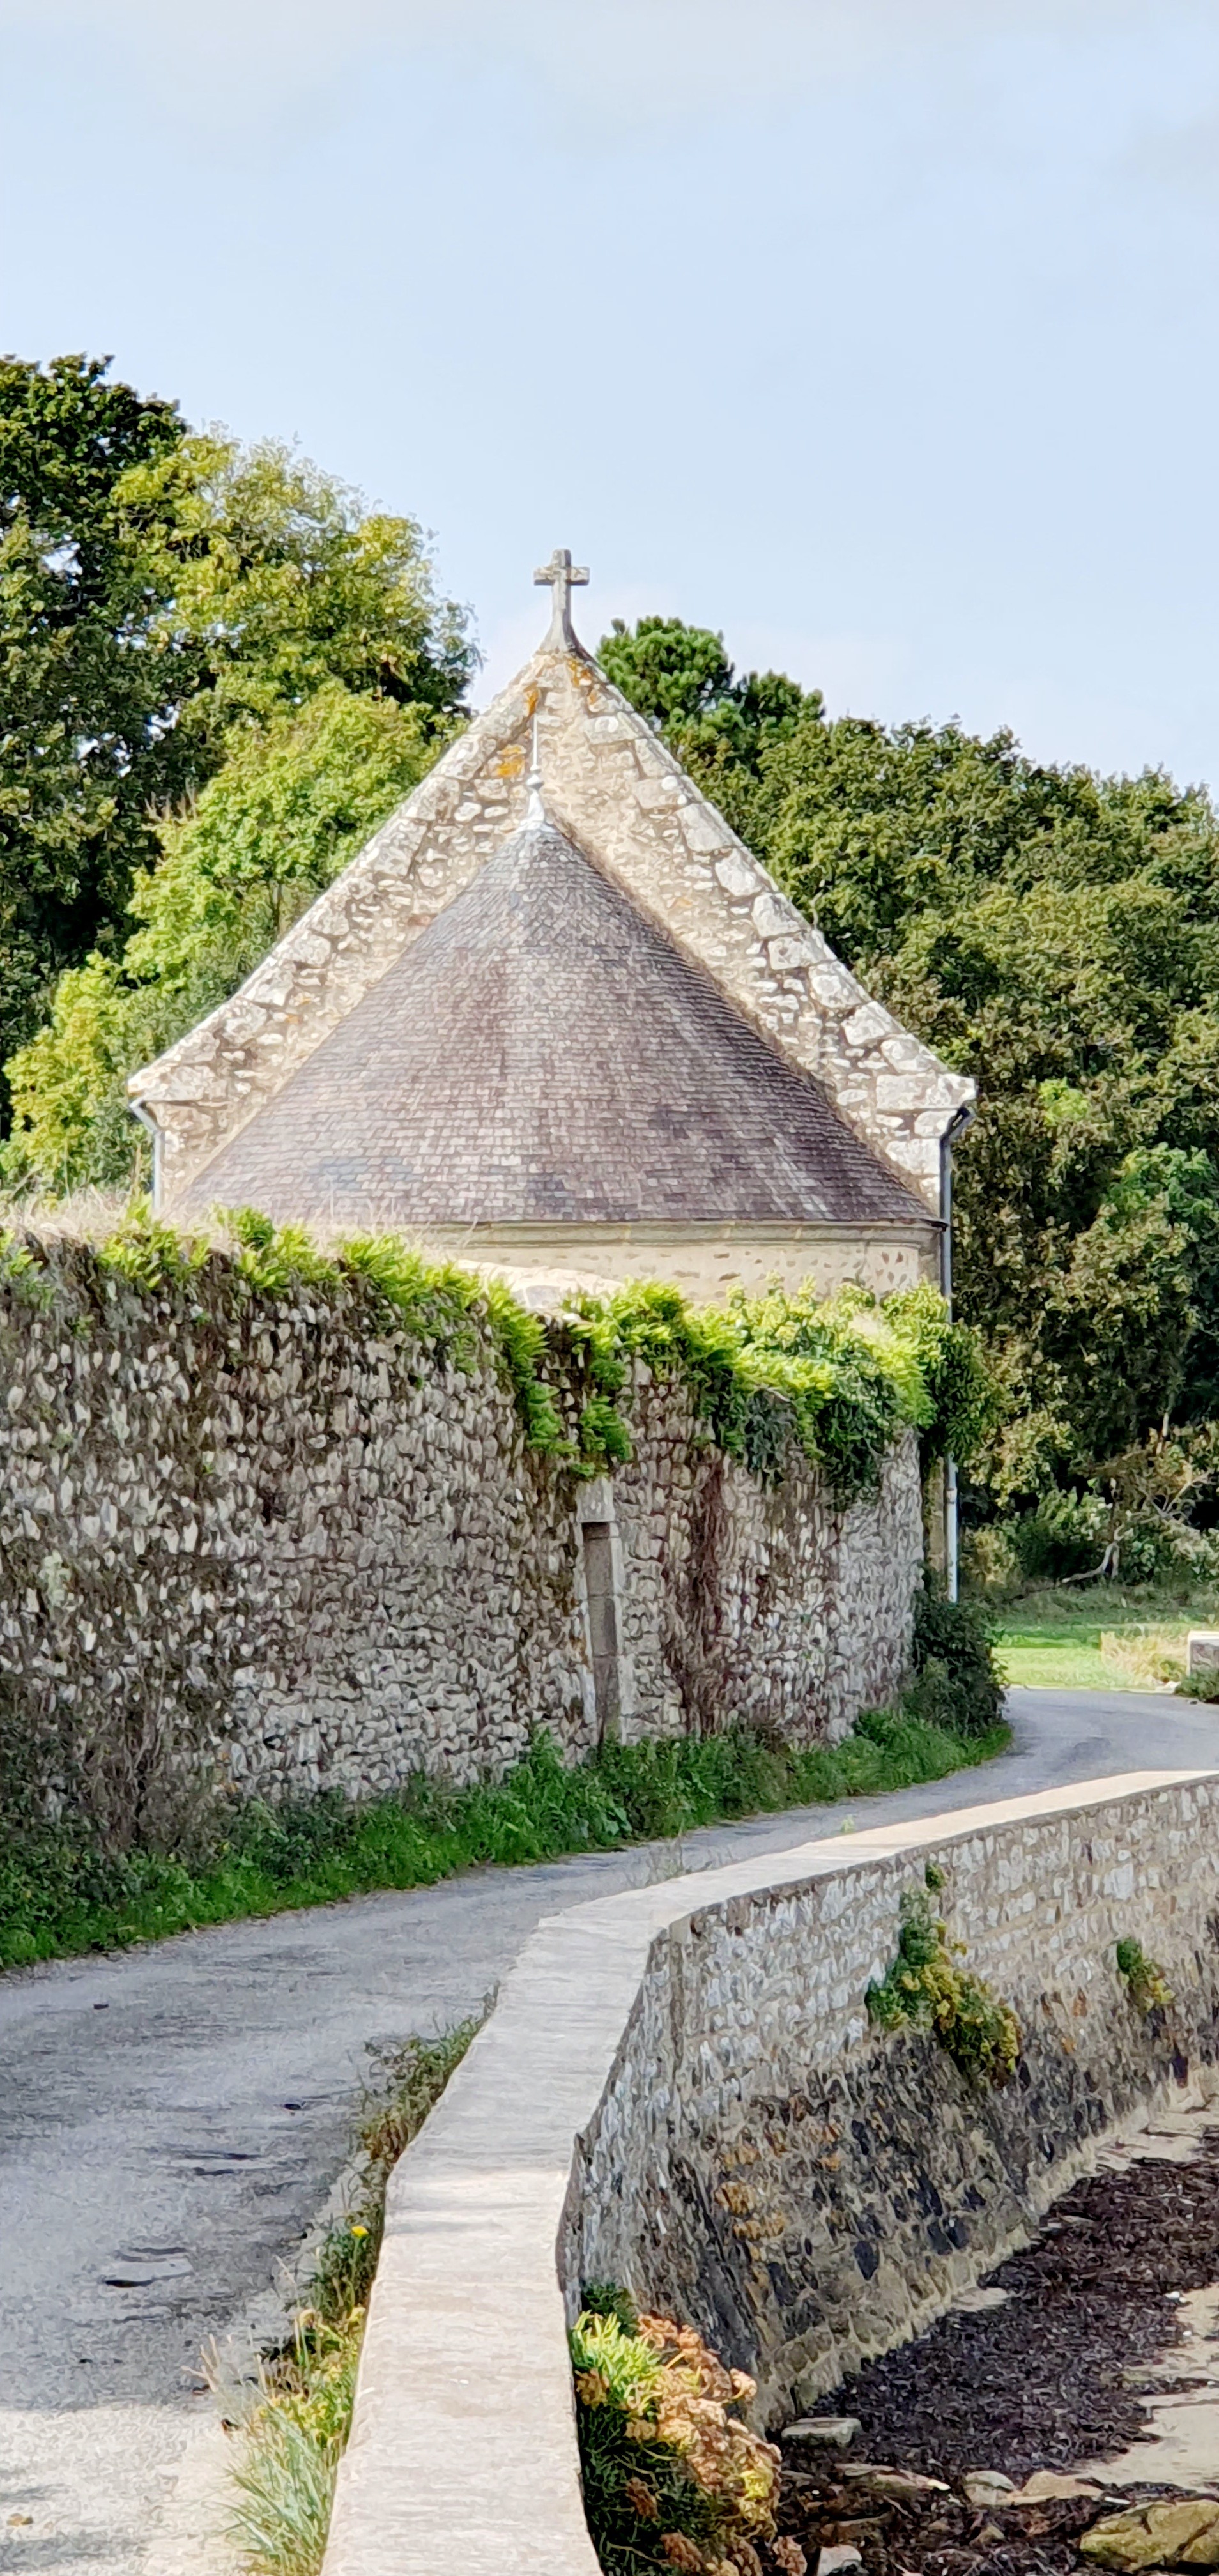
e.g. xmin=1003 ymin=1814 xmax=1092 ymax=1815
xmin=1001 ymin=1487 xmax=1109 ymax=1584
xmin=571 ymin=2301 xmax=783 ymax=2575
xmin=1115 ymin=1936 xmax=1173 ymax=2017
xmin=1179 ymin=1664 xmax=1219 ymax=1703
xmin=1110 ymin=1515 xmax=1219 ymax=1586
xmin=992 ymin=1487 xmax=1219 ymax=1592
xmin=907 ymin=1583 xmax=1003 ymax=1738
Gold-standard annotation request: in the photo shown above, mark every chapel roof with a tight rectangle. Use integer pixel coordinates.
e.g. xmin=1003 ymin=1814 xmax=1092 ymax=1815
xmin=175 ymin=810 xmax=928 ymax=1232
xmin=133 ymin=551 xmax=974 ymax=1220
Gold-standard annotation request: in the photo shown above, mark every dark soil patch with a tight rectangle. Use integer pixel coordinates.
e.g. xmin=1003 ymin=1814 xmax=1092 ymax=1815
xmin=836 ymin=2128 xmax=1219 ymax=2480
xmin=774 ymin=2126 xmax=1219 ymax=2576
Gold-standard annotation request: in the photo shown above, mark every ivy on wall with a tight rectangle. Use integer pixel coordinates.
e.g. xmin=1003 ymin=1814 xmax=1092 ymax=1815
xmin=6 ymin=1204 xmax=994 ymax=1503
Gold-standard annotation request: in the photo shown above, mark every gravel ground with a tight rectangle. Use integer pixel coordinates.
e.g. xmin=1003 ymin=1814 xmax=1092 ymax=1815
xmin=774 ymin=2464 xmax=1115 ymax=2576
xmin=834 ymin=2130 xmax=1219 ymax=2481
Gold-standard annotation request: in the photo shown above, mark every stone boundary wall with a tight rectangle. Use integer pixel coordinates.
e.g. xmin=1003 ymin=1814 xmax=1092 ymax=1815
xmin=321 ymin=1769 xmax=1219 ymax=2576
xmin=0 ymin=1241 xmax=920 ymax=1841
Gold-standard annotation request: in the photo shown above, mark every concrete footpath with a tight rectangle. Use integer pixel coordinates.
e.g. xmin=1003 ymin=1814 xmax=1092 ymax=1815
xmin=1 ymin=1685 xmax=1216 ymax=2575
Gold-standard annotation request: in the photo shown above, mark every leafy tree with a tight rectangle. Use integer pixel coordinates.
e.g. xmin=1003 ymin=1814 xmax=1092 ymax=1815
xmin=4 ymin=685 xmax=443 ymax=1192
xmin=599 ymin=615 xmax=809 ymax=772
xmin=0 ymin=356 xmax=472 ymax=1125
xmin=0 ymin=355 xmax=188 ymax=1093
xmin=119 ymin=433 xmax=473 ymax=753
xmin=602 ymin=617 xmax=1219 ymax=1553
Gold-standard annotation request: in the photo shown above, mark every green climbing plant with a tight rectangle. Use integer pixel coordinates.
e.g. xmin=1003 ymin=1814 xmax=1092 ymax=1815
xmin=12 ymin=1200 xmax=992 ymax=1496
xmin=866 ymin=1862 xmax=1021 ymax=2088
xmin=1115 ymin=1936 xmax=1174 ymax=2017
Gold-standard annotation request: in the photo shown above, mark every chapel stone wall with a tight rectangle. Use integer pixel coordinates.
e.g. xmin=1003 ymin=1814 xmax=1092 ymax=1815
xmin=411 ymin=1220 xmax=937 ymax=1306
xmin=0 ymin=1239 xmax=922 ymax=1848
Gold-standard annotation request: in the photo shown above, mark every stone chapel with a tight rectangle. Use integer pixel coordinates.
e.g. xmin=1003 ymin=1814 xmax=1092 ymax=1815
xmin=130 ymin=553 xmax=974 ymax=1304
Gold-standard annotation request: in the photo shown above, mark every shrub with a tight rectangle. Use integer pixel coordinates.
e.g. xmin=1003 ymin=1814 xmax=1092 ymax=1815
xmin=1179 ymin=1664 xmax=1219 ymax=1704
xmin=1115 ymin=1936 xmax=1173 ymax=2017
xmin=1112 ymin=1516 xmax=1218 ymax=1586
xmin=1001 ymin=1487 xmax=1109 ymax=1584
xmin=907 ymin=1583 xmax=1003 ymax=1738
xmin=571 ymin=2300 xmax=784 ymax=2576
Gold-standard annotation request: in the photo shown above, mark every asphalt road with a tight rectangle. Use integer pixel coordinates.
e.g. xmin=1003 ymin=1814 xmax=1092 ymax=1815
xmin=2 ymin=1684 xmax=1217 ymax=2574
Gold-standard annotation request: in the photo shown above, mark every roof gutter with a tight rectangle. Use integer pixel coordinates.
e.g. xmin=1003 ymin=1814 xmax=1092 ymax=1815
xmin=938 ymin=1100 xmax=975 ymax=1310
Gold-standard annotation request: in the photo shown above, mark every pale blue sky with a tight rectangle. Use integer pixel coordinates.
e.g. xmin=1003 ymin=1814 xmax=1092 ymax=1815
xmin=3 ymin=0 xmax=1218 ymax=789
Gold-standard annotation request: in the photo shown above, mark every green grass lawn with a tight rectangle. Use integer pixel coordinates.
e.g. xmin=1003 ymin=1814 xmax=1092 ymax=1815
xmin=992 ymin=1581 xmax=1219 ymax=1690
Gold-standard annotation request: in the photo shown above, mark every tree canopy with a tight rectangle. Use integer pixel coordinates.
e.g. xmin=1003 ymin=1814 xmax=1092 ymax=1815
xmin=599 ymin=614 xmax=808 ymax=771
xmin=599 ymin=618 xmax=1219 ymax=1567
xmin=0 ymin=356 xmax=473 ymax=1122
xmin=1 ymin=355 xmax=187 ymax=1096
xmin=4 ymin=684 xmax=445 ymax=1190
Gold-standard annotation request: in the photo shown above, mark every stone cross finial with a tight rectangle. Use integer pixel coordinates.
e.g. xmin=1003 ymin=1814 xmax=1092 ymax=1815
xmin=534 ymin=546 xmax=589 ymax=648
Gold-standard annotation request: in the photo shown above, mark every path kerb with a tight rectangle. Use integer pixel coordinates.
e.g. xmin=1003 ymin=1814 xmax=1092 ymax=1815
xmin=320 ymin=1768 xmax=1218 ymax=2576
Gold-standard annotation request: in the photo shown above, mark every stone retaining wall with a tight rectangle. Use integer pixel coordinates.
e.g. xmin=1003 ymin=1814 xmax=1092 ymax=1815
xmin=0 ymin=1238 xmax=920 ymax=1842
xmin=321 ymin=1771 xmax=1219 ymax=2576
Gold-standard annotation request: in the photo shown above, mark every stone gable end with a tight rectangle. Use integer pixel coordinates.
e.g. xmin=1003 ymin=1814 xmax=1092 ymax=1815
xmin=132 ymin=639 xmax=974 ymax=1211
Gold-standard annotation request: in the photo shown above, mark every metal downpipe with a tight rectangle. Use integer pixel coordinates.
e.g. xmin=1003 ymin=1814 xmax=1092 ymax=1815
xmin=128 ymin=1098 xmax=163 ymax=1209
xmin=939 ymin=1103 xmax=975 ymax=1602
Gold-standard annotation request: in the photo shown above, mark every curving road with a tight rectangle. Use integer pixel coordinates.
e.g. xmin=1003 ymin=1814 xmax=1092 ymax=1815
xmin=2 ymin=1685 xmax=1217 ymax=2575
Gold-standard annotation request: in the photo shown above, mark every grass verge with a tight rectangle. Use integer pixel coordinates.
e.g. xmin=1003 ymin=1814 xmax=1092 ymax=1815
xmin=991 ymin=1578 xmax=1219 ymax=1690
xmin=224 ymin=2018 xmax=481 ymax=2576
xmin=0 ymin=1712 xmax=1008 ymax=1971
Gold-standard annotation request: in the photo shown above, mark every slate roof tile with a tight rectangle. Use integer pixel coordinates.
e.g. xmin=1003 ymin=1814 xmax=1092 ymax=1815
xmin=178 ymin=816 xmax=928 ymax=1232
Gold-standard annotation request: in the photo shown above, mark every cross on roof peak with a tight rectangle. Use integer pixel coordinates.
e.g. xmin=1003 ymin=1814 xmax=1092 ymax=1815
xmin=534 ymin=546 xmax=589 ymax=650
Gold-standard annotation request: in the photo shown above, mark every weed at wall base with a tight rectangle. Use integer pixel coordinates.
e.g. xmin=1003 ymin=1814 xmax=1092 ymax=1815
xmin=222 ymin=2015 xmax=482 ymax=2576
xmin=0 ymin=1710 xmax=1009 ymax=1972
xmin=227 ymin=2357 xmax=355 ymax=2576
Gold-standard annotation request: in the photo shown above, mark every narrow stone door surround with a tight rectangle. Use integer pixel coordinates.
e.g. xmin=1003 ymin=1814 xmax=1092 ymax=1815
xmin=575 ymin=1477 xmax=634 ymax=1743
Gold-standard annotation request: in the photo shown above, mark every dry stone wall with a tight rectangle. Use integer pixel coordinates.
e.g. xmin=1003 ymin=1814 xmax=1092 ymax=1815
xmin=0 ymin=1239 xmax=921 ymax=1845
xmin=319 ymin=1774 xmax=1219 ymax=2576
